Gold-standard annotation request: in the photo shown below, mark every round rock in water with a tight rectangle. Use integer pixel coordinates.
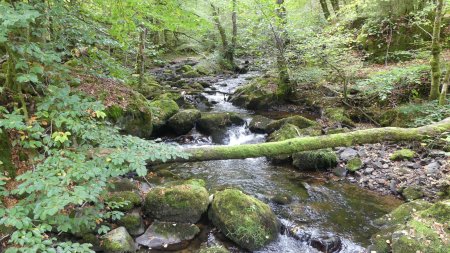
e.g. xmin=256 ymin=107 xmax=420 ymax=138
xmin=135 ymin=221 xmax=200 ymax=251
xmin=101 ymin=226 xmax=136 ymax=253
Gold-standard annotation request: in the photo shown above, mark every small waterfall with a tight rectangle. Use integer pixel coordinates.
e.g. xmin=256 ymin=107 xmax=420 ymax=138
xmin=226 ymin=125 xmax=266 ymax=145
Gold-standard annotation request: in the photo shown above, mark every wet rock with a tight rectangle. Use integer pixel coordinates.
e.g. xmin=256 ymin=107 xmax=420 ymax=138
xmin=108 ymin=178 xmax=139 ymax=192
xmin=425 ymin=161 xmax=440 ymax=175
xmin=249 ymin=115 xmax=273 ymax=133
xmin=117 ymin=211 xmax=145 ymax=236
xmin=339 ymin=148 xmax=358 ymax=161
xmin=266 ymin=115 xmax=319 ymax=133
xmin=401 ymin=186 xmax=424 ymax=201
xmin=267 ymin=123 xmax=301 ymax=142
xmin=136 ymin=221 xmax=200 ymax=250
xmin=324 ymin=108 xmax=355 ymax=127
xmin=390 ymin=149 xmax=415 ymax=161
xmin=105 ymin=191 xmax=141 ymax=212
xmin=346 ymin=157 xmax=363 ymax=172
xmin=332 ymin=166 xmax=348 ymax=177
xmin=292 ymin=149 xmax=338 ymax=171
xmin=167 ymin=109 xmax=201 ymax=135
xmin=271 ymin=192 xmax=293 ymax=205
xmin=310 ymin=233 xmax=342 ymax=253
xmin=150 ymin=99 xmax=180 ymax=131
xmin=197 ymin=112 xmax=245 ymax=143
xmin=101 ymin=227 xmax=136 ymax=253
xmin=209 ymin=189 xmax=280 ymax=251
xmin=144 ymin=180 xmax=209 ymax=223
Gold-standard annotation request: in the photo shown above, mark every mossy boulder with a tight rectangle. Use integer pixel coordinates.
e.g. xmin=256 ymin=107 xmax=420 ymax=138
xmin=229 ymin=77 xmax=279 ymax=110
xmin=390 ymin=149 xmax=415 ymax=161
xmin=196 ymin=113 xmax=245 ymax=142
xmin=117 ymin=211 xmax=145 ymax=236
xmin=292 ymin=149 xmax=338 ymax=171
xmin=107 ymin=178 xmax=139 ymax=192
xmin=101 ymin=227 xmax=136 ymax=253
xmin=144 ymin=180 xmax=209 ymax=223
xmin=369 ymin=200 xmax=449 ymax=253
xmin=184 ymin=70 xmax=201 ymax=78
xmin=267 ymin=123 xmax=301 ymax=142
xmin=346 ymin=157 xmax=363 ymax=172
xmin=105 ymin=191 xmax=142 ymax=212
xmin=209 ymin=189 xmax=280 ymax=251
xmin=266 ymin=115 xmax=318 ymax=133
xmin=150 ymin=99 xmax=180 ymax=131
xmin=0 ymin=131 xmax=15 ymax=178
xmin=106 ymin=92 xmax=153 ymax=138
xmin=324 ymin=108 xmax=355 ymax=127
xmin=136 ymin=221 xmax=200 ymax=250
xmin=249 ymin=115 xmax=274 ymax=134
xmin=374 ymin=200 xmax=432 ymax=227
xmin=167 ymin=109 xmax=201 ymax=135
xmin=401 ymin=186 xmax=424 ymax=201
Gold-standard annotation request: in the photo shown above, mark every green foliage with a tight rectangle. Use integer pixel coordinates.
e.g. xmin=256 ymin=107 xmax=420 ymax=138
xmin=356 ymin=65 xmax=430 ymax=101
xmin=0 ymin=86 xmax=187 ymax=252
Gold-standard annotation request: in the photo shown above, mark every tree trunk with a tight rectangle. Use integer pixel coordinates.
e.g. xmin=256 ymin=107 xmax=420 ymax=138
xmin=430 ymin=0 xmax=444 ymax=100
xmin=319 ymin=0 xmax=331 ymax=19
xmin=439 ymin=63 xmax=449 ymax=105
xmin=330 ymin=0 xmax=340 ymax=14
xmin=137 ymin=25 xmax=147 ymax=88
xmin=211 ymin=3 xmax=234 ymax=68
xmin=275 ymin=0 xmax=291 ymax=94
xmin=231 ymin=0 xmax=237 ymax=58
xmin=160 ymin=118 xmax=450 ymax=163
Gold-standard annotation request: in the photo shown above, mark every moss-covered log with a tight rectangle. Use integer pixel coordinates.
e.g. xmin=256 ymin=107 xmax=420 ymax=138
xmin=165 ymin=117 xmax=450 ymax=163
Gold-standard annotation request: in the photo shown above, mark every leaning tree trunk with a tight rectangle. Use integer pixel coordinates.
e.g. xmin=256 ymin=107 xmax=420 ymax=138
xmin=439 ymin=63 xmax=449 ymax=105
xmin=430 ymin=0 xmax=444 ymax=100
xmin=211 ymin=3 xmax=234 ymax=68
xmin=275 ymin=0 xmax=291 ymax=94
xmin=160 ymin=118 xmax=450 ymax=163
xmin=319 ymin=0 xmax=331 ymax=20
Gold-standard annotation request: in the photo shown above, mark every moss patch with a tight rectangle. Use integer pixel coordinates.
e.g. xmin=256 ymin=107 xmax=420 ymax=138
xmin=150 ymin=99 xmax=180 ymax=130
xmin=390 ymin=149 xmax=415 ymax=161
xmin=292 ymin=149 xmax=338 ymax=171
xmin=106 ymin=191 xmax=141 ymax=212
xmin=347 ymin=157 xmax=363 ymax=172
xmin=266 ymin=115 xmax=318 ymax=133
xmin=144 ymin=183 xmax=209 ymax=223
xmin=209 ymin=189 xmax=279 ymax=251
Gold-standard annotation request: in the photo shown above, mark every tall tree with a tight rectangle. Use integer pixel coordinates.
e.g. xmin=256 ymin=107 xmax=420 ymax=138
xmin=439 ymin=63 xmax=449 ymax=105
xmin=274 ymin=0 xmax=291 ymax=92
xmin=211 ymin=2 xmax=235 ymax=68
xmin=430 ymin=0 xmax=444 ymax=100
xmin=319 ymin=0 xmax=331 ymax=19
xmin=330 ymin=0 xmax=340 ymax=14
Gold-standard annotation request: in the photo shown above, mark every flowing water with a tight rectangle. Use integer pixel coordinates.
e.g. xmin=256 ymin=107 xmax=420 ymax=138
xmin=150 ymin=73 xmax=402 ymax=253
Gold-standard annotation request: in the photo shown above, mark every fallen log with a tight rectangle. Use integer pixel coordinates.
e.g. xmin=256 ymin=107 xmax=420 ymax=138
xmin=165 ymin=117 xmax=450 ymax=163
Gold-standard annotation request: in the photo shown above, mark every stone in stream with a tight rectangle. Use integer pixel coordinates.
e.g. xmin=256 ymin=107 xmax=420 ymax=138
xmin=167 ymin=109 xmax=201 ymax=135
xmin=149 ymin=99 xmax=180 ymax=131
xmin=143 ymin=180 xmax=209 ymax=223
xmin=309 ymin=233 xmax=342 ymax=253
xmin=101 ymin=227 xmax=136 ymax=253
xmin=196 ymin=112 xmax=245 ymax=143
xmin=117 ymin=210 xmax=145 ymax=236
xmin=135 ymin=221 xmax=200 ymax=251
xmin=208 ymin=189 xmax=280 ymax=251
xmin=400 ymin=186 xmax=424 ymax=201
xmin=198 ymin=245 xmax=230 ymax=253
xmin=292 ymin=149 xmax=338 ymax=171
xmin=266 ymin=115 xmax=319 ymax=133
xmin=249 ymin=115 xmax=273 ymax=133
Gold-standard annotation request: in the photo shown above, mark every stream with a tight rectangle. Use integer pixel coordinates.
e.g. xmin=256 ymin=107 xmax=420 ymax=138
xmin=149 ymin=72 xmax=402 ymax=253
